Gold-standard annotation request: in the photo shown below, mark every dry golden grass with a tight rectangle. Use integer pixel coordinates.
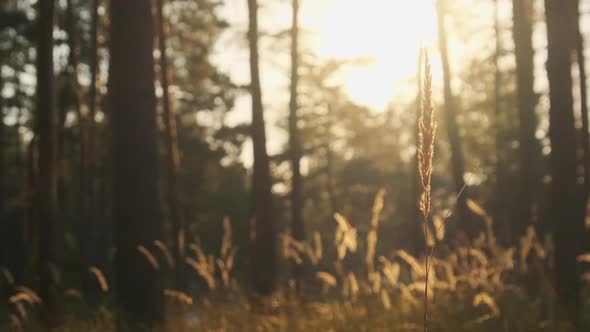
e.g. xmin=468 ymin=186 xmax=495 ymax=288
xmin=417 ymin=52 xmax=437 ymax=222
xmin=366 ymin=188 xmax=386 ymax=275
xmin=417 ymin=50 xmax=437 ymax=332
xmin=2 ymin=198 xmax=588 ymax=331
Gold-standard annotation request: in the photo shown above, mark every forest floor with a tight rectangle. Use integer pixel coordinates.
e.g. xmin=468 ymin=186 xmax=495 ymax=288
xmin=11 ymin=291 xmax=589 ymax=332
xmin=4 ymin=202 xmax=590 ymax=331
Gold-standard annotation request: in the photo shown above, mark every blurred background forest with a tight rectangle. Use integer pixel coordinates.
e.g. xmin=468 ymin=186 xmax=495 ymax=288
xmin=1 ymin=0 xmax=590 ymax=331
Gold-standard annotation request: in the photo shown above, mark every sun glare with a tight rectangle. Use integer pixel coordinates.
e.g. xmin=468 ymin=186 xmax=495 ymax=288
xmin=304 ymin=0 xmax=439 ymax=110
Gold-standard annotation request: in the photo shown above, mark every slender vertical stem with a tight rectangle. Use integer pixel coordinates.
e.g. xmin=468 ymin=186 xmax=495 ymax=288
xmin=418 ymin=53 xmax=436 ymax=332
xmin=423 ymin=227 xmax=429 ymax=332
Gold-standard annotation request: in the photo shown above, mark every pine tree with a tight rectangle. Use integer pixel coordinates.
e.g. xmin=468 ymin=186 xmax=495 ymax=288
xmin=109 ymin=0 xmax=164 ymax=326
xmin=247 ymin=0 xmax=276 ymax=296
xmin=36 ymin=0 xmax=60 ymax=325
xmin=544 ymin=0 xmax=585 ymax=323
xmin=288 ymin=0 xmax=305 ymax=293
xmin=512 ymin=0 xmax=539 ymax=240
xmin=155 ymin=0 xmax=185 ymax=292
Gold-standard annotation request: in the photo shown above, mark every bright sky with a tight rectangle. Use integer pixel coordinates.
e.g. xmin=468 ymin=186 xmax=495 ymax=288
xmin=211 ymin=0 xmax=468 ymax=164
xmin=311 ymin=0 xmax=439 ymax=110
xmin=215 ymin=0 xmax=440 ymax=110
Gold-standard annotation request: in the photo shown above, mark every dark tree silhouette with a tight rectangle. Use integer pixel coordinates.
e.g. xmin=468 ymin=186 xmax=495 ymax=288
xmin=87 ymin=0 xmax=99 ymax=190
xmin=0 ymin=73 xmax=4 ymax=224
xmin=36 ymin=0 xmax=60 ymax=326
xmin=247 ymin=0 xmax=276 ymax=296
xmin=573 ymin=0 xmax=590 ymax=201
xmin=155 ymin=0 xmax=185 ymax=292
xmin=80 ymin=0 xmax=106 ymax=302
xmin=65 ymin=0 xmax=85 ymax=230
xmin=493 ymin=0 xmax=509 ymax=243
xmin=0 ymin=73 xmax=4 ymax=271
xmin=289 ymin=0 xmax=305 ymax=293
xmin=65 ymin=0 xmax=95 ymax=300
xmin=512 ymin=0 xmax=539 ymax=241
xmin=109 ymin=0 xmax=164 ymax=327
xmin=544 ymin=0 xmax=584 ymax=323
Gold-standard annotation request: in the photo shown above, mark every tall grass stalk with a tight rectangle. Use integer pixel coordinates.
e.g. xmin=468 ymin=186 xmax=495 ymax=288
xmin=417 ymin=52 xmax=480 ymax=331
xmin=417 ymin=51 xmax=436 ymax=332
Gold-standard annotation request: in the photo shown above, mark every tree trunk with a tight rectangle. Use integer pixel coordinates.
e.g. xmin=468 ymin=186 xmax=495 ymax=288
xmin=109 ymin=0 xmax=164 ymax=327
xmin=66 ymin=0 xmax=94 ymax=301
xmin=0 ymin=72 xmax=4 ymax=225
xmin=435 ymin=0 xmax=472 ymax=238
xmin=288 ymin=0 xmax=304 ymax=293
xmin=36 ymin=0 xmax=60 ymax=326
xmin=325 ymin=103 xmax=339 ymax=218
xmin=494 ymin=0 xmax=510 ymax=244
xmin=80 ymin=0 xmax=106 ymax=303
xmin=0 ymin=73 xmax=4 ymax=273
xmin=512 ymin=0 xmax=539 ymax=241
xmin=0 ymin=73 xmax=25 ymax=287
xmin=574 ymin=0 xmax=590 ymax=204
xmin=87 ymin=0 xmax=99 ymax=194
xmin=155 ymin=0 xmax=185 ymax=293
xmin=574 ymin=0 xmax=590 ymax=257
xmin=247 ymin=0 xmax=276 ymax=296
xmin=544 ymin=0 xmax=584 ymax=323
xmin=66 ymin=0 xmax=86 ymax=230
xmin=26 ymin=137 xmax=37 ymax=263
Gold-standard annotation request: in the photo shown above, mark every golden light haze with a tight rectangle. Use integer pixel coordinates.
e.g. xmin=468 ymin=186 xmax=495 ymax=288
xmin=310 ymin=0 xmax=441 ymax=109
